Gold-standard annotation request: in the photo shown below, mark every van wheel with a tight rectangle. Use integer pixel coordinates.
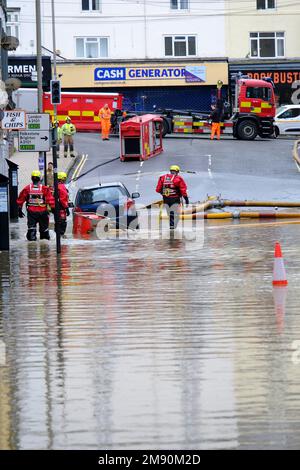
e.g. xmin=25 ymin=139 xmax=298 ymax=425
xmin=274 ymin=126 xmax=280 ymax=138
xmin=161 ymin=118 xmax=170 ymax=137
xmin=237 ymin=120 xmax=258 ymax=140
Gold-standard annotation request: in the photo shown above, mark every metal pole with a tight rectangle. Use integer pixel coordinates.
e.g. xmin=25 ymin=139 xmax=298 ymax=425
xmin=36 ymin=1 xmax=47 ymax=189
xmin=52 ymin=127 xmax=61 ymax=254
xmin=51 ymin=0 xmax=60 ymax=253
xmin=35 ymin=0 xmax=43 ymax=113
xmin=43 ymin=152 xmax=47 ymax=185
xmin=51 ymin=0 xmax=57 ymax=119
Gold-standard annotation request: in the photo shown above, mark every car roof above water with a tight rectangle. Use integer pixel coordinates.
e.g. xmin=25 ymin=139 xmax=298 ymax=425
xmin=79 ymin=182 xmax=126 ymax=191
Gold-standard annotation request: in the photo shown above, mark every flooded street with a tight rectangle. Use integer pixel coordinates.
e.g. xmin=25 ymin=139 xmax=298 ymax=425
xmin=1 ymin=219 xmax=300 ymax=450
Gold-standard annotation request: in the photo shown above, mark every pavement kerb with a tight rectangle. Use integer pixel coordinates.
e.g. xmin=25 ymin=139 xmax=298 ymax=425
xmin=66 ymin=153 xmax=82 ymax=183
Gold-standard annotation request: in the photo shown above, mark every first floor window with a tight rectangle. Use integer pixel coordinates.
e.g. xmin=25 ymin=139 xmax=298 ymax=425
xmin=170 ymin=0 xmax=189 ymax=9
xmin=250 ymin=32 xmax=284 ymax=58
xmin=257 ymin=0 xmax=275 ymax=9
xmin=82 ymin=0 xmax=100 ymax=11
xmin=165 ymin=35 xmax=196 ymax=57
xmin=76 ymin=37 xmax=108 ymax=58
xmin=6 ymin=10 xmax=20 ymax=38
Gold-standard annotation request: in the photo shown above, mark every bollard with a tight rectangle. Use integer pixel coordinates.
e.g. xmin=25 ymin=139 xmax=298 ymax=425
xmin=0 ymin=174 xmax=9 ymax=251
xmin=5 ymin=159 xmax=19 ymax=220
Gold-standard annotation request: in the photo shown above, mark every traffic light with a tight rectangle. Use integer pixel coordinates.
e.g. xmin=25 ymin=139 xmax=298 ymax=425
xmin=50 ymin=80 xmax=61 ymax=105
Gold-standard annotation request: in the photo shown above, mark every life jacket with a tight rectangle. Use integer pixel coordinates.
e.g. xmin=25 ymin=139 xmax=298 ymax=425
xmin=162 ymin=174 xmax=180 ymax=198
xmin=27 ymin=184 xmax=46 ymax=208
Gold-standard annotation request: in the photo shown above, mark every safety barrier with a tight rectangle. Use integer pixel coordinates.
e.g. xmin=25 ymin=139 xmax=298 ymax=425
xmin=172 ymin=116 xmax=234 ymax=135
xmin=73 ymin=212 xmax=105 ymax=237
xmin=292 ymin=139 xmax=300 ymax=172
xmin=120 ymin=114 xmax=163 ymax=162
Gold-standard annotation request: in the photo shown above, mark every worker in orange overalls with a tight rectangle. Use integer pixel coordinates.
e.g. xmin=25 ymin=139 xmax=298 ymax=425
xmin=209 ymin=104 xmax=221 ymax=140
xmin=17 ymin=170 xmax=55 ymax=241
xmin=98 ymin=103 xmax=112 ymax=140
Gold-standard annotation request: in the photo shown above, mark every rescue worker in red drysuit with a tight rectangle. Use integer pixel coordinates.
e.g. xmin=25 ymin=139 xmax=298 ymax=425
xmin=156 ymin=165 xmax=189 ymax=229
xmin=17 ymin=170 xmax=55 ymax=241
xmin=57 ymin=172 xmax=70 ymax=236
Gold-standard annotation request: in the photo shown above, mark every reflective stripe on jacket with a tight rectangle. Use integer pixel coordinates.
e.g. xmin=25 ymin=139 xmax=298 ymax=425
xmin=162 ymin=175 xmax=179 ymax=197
xmin=156 ymin=173 xmax=188 ymax=199
xmin=27 ymin=184 xmax=46 ymax=208
xmin=17 ymin=183 xmax=55 ymax=213
xmin=99 ymin=107 xmax=112 ymax=120
xmin=61 ymin=123 xmax=76 ymax=135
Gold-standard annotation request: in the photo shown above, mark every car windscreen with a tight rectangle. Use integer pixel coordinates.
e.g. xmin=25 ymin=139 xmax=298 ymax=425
xmin=78 ymin=186 xmax=126 ymax=205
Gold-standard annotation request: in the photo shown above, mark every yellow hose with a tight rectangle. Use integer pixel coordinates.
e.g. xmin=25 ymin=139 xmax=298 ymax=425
xmin=161 ymin=211 xmax=300 ymax=220
xmin=161 ymin=212 xmax=234 ymax=220
xmin=239 ymin=211 xmax=300 ymax=218
xmin=221 ymin=200 xmax=300 ymax=208
xmin=180 ymin=195 xmax=218 ymax=215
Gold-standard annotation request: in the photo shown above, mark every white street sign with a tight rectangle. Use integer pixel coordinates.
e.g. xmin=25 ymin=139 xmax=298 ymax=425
xmin=27 ymin=113 xmax=50 ymax=130
xmin=1 ymin=110 xmax=26 ymax=130
xmin=19 ymin=130 xmax=51 ymax=152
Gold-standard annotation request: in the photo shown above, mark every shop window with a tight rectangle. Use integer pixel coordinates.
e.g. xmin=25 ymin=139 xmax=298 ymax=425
xmin=246 ymin=87 xmax=272 ymax=101
xmin=250 ymin=32 xmax=285 ymax=58
xmin=170 ymin=0 xmax=189 ymax=10
xmin=82 ymin=0 xmax=101 ymax=11
xmin=257 ymin=0 xmax=275 ymax=9
xmin=6 ymin=10 xmax=20 ymax=39
xmin=76 ymin=37 xmax=108 ymax=58
xmin=164 ymin=35 xmax=196 ymax=57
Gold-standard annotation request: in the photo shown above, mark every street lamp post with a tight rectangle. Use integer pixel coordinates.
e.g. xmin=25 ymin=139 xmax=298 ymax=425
xmin=50 ymin=0 xmax=61 ymax=254
xmin=35 ymin=1 xmax=47 ymax=184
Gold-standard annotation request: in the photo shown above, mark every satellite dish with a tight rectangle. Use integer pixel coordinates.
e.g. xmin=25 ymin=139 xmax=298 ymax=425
xmin=1 ymin=35 xmax=19 ymax=51
xmin=5 ymin=78 xmax=22 ymax=91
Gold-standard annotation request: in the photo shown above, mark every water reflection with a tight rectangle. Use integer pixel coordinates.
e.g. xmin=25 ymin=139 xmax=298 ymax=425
xmin=1 ymin=222 xmax=300 ymax=449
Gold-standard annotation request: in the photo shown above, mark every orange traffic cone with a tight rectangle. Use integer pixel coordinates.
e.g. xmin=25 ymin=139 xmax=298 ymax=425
xmin=273 ymin=242 xmax=288 ymax=286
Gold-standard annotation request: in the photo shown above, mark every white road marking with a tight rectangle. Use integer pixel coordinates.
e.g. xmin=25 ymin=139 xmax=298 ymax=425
xmin=135 ymin=161 xmax=144 ymax=192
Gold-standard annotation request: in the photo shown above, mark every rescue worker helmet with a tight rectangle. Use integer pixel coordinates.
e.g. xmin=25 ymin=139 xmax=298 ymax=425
xmin=31 ymin=170 xmax=41 ymax=178
xmin=170 ymin=165 xmax=180 ymax=172
xmin=65 ymin=116 xmax=71 ymax=121
xmin=58 ymin=172 xmax=67 ymax=181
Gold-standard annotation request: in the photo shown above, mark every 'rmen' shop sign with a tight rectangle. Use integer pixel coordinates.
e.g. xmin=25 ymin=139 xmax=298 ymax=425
xmin=8 ymin=56 xmax=52 ymax=88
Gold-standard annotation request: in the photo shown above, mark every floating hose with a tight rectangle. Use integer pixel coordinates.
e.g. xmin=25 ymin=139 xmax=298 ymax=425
xmin=214 ymin=200 xmax=300 ymax=208
xmin=161 ymin=211 xmax=300 ymax=220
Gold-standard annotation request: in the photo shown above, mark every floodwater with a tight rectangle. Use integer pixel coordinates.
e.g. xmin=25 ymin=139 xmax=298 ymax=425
xmin=1 ymin=218 xmax=300 ymax=450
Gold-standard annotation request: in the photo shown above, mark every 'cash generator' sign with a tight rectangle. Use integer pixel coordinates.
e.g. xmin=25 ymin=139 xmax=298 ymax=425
xmin=94 ymin=65 xmax=206 ymax=83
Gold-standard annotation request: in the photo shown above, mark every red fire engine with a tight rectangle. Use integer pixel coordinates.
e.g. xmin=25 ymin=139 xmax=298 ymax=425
xmin=43 ymin=75 xmax=275 ymax=140
xmin=43 ymin=91 xmax=123 ymax=131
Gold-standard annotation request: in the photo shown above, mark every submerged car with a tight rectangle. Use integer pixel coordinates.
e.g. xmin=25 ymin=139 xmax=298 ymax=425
xmin=74 ymin=182 xmax=140 ymax=229
xmin=274 ymin=105 xmax=300 ymax=137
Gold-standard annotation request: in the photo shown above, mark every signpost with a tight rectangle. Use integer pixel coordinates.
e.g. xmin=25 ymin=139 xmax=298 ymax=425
xmin=27 ymin=113 xmax=50 ymax=130
xmin=18 ymin=130 xmax=50 ymax=152
xmin=18 ymin=112 xmax=51 ymax=181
